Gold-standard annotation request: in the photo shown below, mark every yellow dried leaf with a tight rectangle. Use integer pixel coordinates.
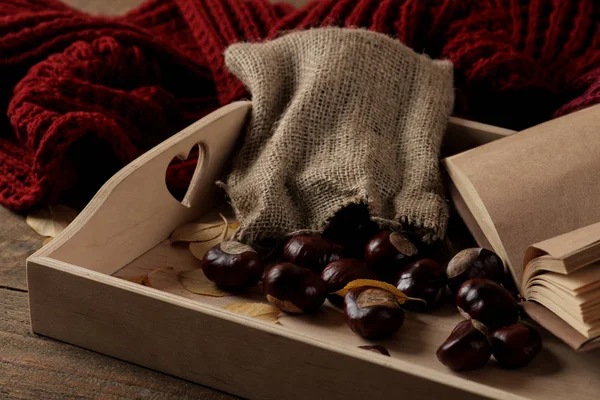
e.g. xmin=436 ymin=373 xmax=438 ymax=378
xmin=334 ymin=279 xmax=412 ymax=305
xmin=170 ymin=212 xmax=229 ymax=244
xmin=358 ymin=345 xmax=391 ymax=356
xmin=42 ymin=237 xmax=53 ymax=246
xmin=125 ymin=274 xmax=149 ymax=285
xmin=126 ymin=267 xmax=169 ymax=287
xmin=178 ymin=268 xmax=231 ymax=297
xmin=170 ymin=222 xmax=225 ymax=243
xmin=223 ymin=302 xmax=281 ymax=323
xmin=26 ymin=204 xmax=78 ymax=237
xmin=222 ymin=222 xmax=235 ymax=242
xmin=188 ymin=236 xmax=222 ymax=260
xmin=187 ymin=214 xmax=237 ymax=260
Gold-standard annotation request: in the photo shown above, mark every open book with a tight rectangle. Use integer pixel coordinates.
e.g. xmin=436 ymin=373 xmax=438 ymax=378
xmin=443 ymin=104 xmax=600 ymax=351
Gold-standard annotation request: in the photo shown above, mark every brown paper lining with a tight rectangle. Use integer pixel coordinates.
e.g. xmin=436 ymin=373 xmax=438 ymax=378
xmin=446 ymin=104 xmax=600 ymax=285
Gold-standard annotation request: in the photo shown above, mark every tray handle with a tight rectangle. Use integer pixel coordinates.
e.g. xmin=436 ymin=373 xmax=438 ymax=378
xmin=35 ymin=101 xmax=252 ymax=275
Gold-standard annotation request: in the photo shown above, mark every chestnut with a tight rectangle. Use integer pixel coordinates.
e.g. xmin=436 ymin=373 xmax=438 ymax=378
xmin=282 ymin=235 xmax=344 ymax=272
xmin=263 ymin=263 xmax=327 ymax=314
xmin=436 ymin=319 xmax=492 ymax=371
xmin=322 ymin=203 xmax=379 ymax=259
xmin=446 ymin=248 xmax=505 ymax=294
xmin=321 ymin=259 xmax=377 ymax=306
xmin=491 ymin=322 xmax=542 ymax=369
xmin=201 ymin=241 xmax=263 ymax=289
xmin=456 ymin=278 xmax=519 ymax=331
xmin=364 ymin=230 xmax=418 ymax=279
xmin=344 ymin=286 xmax=405 ymax=340
xmin=395 ymin=258 xmax=446 ymax=311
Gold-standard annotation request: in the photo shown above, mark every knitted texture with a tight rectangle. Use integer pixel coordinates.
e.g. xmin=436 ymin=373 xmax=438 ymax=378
xmin=2 ymin=0 xmax=600 ymax=212
xmin=223 ymin=28 xmax=454 ymax=243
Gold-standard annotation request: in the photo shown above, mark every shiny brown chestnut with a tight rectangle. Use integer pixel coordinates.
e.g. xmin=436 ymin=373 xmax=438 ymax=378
xmin=322 ymin=203 xmax=379 ymax=259
xmin=282 ymin=235 xmax=344 ymax=273
xmin=437 ymin=319 xmax=492 ymax=371
xmin=263 ymin=263 xmax=327 ymax=314
xmin=456 ymin=278 xmax=519 ymax=331
xmin=344 ymin=286 xmax=405 ymax=339
xmin=446 ymin=248 xmax=505 ymax=295
xmin=321 ymin=259 xmax=377 ymax=306
xmin=201 ymin=241 xmax=263 ymax=289
xmin=395 ymin=258 xmax=446 ymax=311
xmin=491 ymin=322 xmax=542 ymax=369
xmin=364 ymin=230 xmax=418 ymax=279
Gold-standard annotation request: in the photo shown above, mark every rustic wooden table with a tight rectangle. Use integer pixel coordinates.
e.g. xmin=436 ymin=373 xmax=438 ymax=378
xmin=0 ymin=0 xmax=305 ymax=399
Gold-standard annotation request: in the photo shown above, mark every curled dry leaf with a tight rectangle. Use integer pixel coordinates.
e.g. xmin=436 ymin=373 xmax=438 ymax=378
xmin=170 ymin=207 xmax=240 ymax=244
xmin=189 ymin=237 xmax=222 ymax=260
xmin=126 ymin=267 xmax=169 ymax=287
xmin=170 ymin=212 xmax=228 ymax=243
xmin=334 ymin=279 xmax=427 ymax=306
xmin=358 ymin=345 xmax=391 ymax=356
xmin=125 ymin=274 xmax=150 ymax=285
xmin=188 ymin=215 xmax=236 ymax=260
xmin=178 ymin=268 xmax=231 ymax=297
xmin=26 ymin=204 xmax=78 ymax=237
xmin=223 ymin=302 xmax=281 ymax=324
xmin=170 ymin=223 xmax=224 ymax=244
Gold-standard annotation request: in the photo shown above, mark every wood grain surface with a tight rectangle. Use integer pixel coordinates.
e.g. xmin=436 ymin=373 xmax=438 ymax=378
xmin=0 ymin=207 xmax=239 ymax=400
xmin=0 ymin=1 xmax=304 ymax=399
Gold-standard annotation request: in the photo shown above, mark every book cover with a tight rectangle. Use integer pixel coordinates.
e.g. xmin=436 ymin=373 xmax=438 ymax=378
xmin=443 ymin=104 xmax=600 ymax=351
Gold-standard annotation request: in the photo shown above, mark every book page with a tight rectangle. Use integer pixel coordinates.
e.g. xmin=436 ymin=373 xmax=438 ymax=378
xmin=523 ymin=221 xmax=600 ymax=283
xmin=534 ymin=264 xmax=600 ymax=293
xmin=446 ymin=104 xmax=600 ymax=288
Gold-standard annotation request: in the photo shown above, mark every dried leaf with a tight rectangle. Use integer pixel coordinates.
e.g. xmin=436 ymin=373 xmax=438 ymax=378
xmin=126 ymin=267 xmax=168 ymax=287
xmin=223 ymin=302 xmax=281 ymax=323
xmin=178 ymin=268 xmax=231 ymax=297
xmin=125 ymin=275 xmax=149 ymax=285
xmin=26 ymin=204 xmax=78 ymax=237
xmin=170 ymin=222 xmax=225 ymax=243
xmin=358 ymin=345 xmax=391 ymax=356
xmin=189 ymin=236 xmax=222 ymax=260
xmin=333 ymin=279 xmax=426 ymax=306
xmin=42 ymin=237 xmax=54 ymax=246
xmin=188 ymin=215 xmax=236 ymax=260
xmin=170 ymin=212 xmax=230 ymax=244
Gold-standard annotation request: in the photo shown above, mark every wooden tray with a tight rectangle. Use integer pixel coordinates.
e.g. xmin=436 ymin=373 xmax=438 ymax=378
xmin=26 ymin=102 xmax=600 ymax=400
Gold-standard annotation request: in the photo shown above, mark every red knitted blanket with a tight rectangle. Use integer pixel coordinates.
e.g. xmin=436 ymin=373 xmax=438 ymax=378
xmin=2 ymin=0 xmax=600 ymax=212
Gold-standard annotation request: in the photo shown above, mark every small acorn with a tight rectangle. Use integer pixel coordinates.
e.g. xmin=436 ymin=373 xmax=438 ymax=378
xmin=263 ymin=263 xmax=327 ymax=314
xmin=395 ymin=258 xmax=446 ymax=311
xmin=364 ymin=230 xmax=418 ymax=280
xmin=491 ymin=322 xmax=542 ymax=369
xmin=446 ymin=248 xmax=505 ymax=295
xmin=282 ymin=235 xmax=344 ymax=273
xmin=456 ymin=278 xmax=519 ymax=331
xmin=437 ymin=319 xmax=492 ymax=371
xmin=201 ymin=241 xmax=263 ymax=289
xmin=322 ymin=203 xmax=379 ymax=259
xmin=344 ymin=286 xmax=405 ymax=340
xmin=321 ymin=259 xmax=376 ymax=306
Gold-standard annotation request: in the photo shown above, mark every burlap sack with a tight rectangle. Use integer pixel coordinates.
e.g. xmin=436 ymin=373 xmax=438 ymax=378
xmin=221 ymin=27 xmax=454 ymax=247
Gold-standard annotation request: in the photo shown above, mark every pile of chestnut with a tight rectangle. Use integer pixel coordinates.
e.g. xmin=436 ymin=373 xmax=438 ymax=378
xmin=199 ymin=205 xmax=541 ymax=372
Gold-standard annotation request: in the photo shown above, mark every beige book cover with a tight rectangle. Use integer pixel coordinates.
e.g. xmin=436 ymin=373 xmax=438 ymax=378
xmin=443 ymin=104 xmax=600 ymax=351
